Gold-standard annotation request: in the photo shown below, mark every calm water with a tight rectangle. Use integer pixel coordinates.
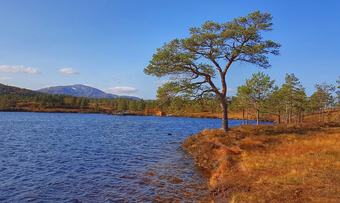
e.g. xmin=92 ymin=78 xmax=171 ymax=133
xmin=0 ymin=112 xmax=258 ymax=202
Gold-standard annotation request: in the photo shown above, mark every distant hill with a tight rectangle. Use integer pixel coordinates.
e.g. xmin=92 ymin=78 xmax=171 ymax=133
xmin=0 ymin=83 xmax=40 ymax=96
xmin=38 ymin=84 xmax=139 ymax=100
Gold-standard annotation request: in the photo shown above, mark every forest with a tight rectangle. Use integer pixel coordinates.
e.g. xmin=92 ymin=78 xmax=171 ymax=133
xmin=157 ymin=73 xmax=340 ymax=123
xmin=0 ymin=74 xmax=339 ymax=123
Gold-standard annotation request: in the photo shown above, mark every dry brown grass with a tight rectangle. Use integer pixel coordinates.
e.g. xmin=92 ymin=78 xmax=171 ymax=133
xmin=304 ymin=108 xmax=340 ymax=123
xmin=172 ymin=111 xmax=275 ymax=121
xmin=182 ymin=122 xmax=340 ymax=202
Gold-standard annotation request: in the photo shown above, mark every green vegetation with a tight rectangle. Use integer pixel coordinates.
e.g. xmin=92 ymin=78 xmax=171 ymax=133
xmin=230 ymin=73 xmax=339 ymax=124
xmin=1 ymin=72 xmax=339 ymax=121
xmin=309 ymin=83 xmax=336 ymax=121
xmin=154 ymin=72 xmax=339 ymax=123
xmin=235 ymin=72 xmax=275 ymax=125
xmin=0 ymin=83 xmax=152 ymax=113
xmin=231 ymin=73 xmax=308 ymax=124
xmin=144 ymin=11 xmax=280 ymax=131
xmin=271 ymin=73 xmax=307 ymax=124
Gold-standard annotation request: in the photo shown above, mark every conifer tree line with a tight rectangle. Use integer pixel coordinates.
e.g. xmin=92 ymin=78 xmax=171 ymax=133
xmin=0 ymin=74 xmax=339 ymax=122
xmin=229 ymin=73 xmax=339 ymax=124
xmin=156 ymin=73 xmax=340 ymax=124
xmin=0 ymin=93 xmax=151 ymax=113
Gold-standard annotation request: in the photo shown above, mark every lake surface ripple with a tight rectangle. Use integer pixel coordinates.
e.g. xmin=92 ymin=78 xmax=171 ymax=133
xmin=0 ymin=112 xmax=258 ymax=202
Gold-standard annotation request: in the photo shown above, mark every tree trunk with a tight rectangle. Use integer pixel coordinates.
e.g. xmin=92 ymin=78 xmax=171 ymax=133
xmin=256 ymin=109 xmax=260 ymax=125
xmin=242 ymin=108 xmax=245 ymax=125
xmin=221 ymin=99 xmax=229 ymax=131
xmin=319 ymin=109 xmax=322 ymax=122
xmin=285 ymin=105 xmax=288 ymax=124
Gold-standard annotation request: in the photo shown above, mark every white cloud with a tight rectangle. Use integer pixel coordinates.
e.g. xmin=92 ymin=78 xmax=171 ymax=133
xmin=108 ymin=86 xmax=138 ymax=95
xmin=59 ymin=68 xmax=79 ymax=75
xmin=0 ymin=65 xmax=39 ymax=74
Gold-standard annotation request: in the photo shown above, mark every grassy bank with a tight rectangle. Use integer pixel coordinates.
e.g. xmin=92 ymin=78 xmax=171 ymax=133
xmin=161 ymin=111 xmax=275 ymax=122
xmin=182 ymin=122 xmax=340 ymax=202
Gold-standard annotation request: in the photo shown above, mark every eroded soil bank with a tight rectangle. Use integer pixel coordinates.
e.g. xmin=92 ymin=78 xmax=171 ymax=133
xmin=182 ymin=122 xmax=340 ymax=202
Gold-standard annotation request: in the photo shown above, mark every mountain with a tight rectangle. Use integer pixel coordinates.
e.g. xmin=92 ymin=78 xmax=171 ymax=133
xmin=38 ymin=84 xmax=117 ymax=98
xmin=38 ymin=84 xmax=139 ymax=99
xmin=0 ymin=83 xmax=40 ymax=96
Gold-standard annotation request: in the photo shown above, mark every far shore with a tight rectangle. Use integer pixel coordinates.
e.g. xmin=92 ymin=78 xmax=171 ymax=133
xmin=4 ymin=107 xmax=337 ymax=124
xmin=0 ymin=108 xmax=274 ymax=122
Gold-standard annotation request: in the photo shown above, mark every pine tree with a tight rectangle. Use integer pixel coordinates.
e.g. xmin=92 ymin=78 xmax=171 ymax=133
xmin=237 ymin=72 xmax=275 ymax=125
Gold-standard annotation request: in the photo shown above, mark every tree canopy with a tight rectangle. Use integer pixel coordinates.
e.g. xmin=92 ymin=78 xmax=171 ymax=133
xmin=236 ymin=72 xmax=275 ymax=124
xmin=145 ymin=11 xmax=280 ymax=131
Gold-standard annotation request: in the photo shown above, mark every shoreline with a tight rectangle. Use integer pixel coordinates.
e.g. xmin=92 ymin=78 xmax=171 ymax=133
xmin=0 ymin=109 xmax=273 ymax=122
xmin=182 ymin=121 xmax=340 ymax=202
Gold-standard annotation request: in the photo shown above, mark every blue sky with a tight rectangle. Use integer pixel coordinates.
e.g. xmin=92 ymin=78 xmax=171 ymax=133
xmin=0 ymin=0 xmax=339 ymax=99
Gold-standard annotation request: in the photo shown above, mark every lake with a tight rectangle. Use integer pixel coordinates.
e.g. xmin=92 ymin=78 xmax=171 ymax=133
xmin=0 ymin=112 xmax=259 ymax=202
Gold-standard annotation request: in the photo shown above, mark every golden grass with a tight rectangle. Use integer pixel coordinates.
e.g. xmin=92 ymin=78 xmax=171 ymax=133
xmin=172 ymin=111 xmax=274 ymax=121
xmin=182 ymin=123 xmax=340 ymax=202
xmin=236 ymin=129 xmax=340 ymax=203
xmin=304 ymin=109 xmax=340 ymax=123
